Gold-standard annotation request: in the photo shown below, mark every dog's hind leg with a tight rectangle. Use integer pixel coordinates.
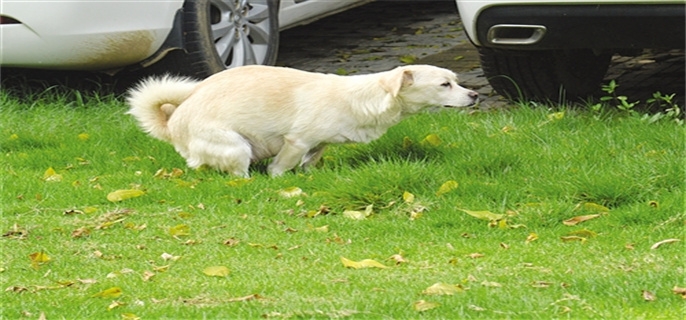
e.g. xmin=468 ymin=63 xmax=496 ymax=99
xmin=300 ymin=145 xmax=326 ymax=172
xmin=187 ymin=130 xmax=252 ymax=177
xmin=268 ymin=138 xmax=311 ymax=177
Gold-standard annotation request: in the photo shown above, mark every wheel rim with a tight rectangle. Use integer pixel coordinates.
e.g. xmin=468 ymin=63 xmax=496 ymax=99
xmin=210 ymin=0 xmax=272 ymax=68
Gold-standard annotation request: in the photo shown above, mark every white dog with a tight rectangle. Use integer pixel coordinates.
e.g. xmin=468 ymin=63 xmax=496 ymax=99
xmin=127 ymin=65 xmax=478 ymax=177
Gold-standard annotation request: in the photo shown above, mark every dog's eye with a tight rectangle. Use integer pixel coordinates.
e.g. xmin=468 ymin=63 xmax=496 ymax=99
xmin=440 ymin=82 xmax=452 ymax=88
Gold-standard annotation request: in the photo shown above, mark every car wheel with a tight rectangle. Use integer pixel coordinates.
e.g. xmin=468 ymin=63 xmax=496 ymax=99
xmin=154 ymin=0 xmax=279 ymax=79
xmin=478 ymin=48 xmax=612 ymax=102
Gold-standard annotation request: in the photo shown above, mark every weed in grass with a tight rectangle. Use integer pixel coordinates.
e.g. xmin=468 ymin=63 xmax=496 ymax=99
xmin=1 ymin=88 xmax=684 ymax=319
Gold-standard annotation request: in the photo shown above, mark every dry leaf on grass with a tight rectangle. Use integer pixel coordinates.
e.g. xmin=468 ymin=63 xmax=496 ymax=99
xmin=340 ymin=256 xmax=388 ymax=269
xmin=106 ymin=189 xmax=145 ymax=202
xmin=413 ymin=300 xmax=440 ymax=312
xmin=650 ymin=238 xmax=680 ymax=250
xmin=203 ymin=266 xmax=230 ymax=277
xmin=672 ymin=286 xmax=686 ymax=299
xmin=642 ymin=290 xmax=657 ymax=301
xmin=458 ymin=208 xmax=504 ymax=221
xmin=91 ymin=287 xmax=122 ymax=298
xmin=563 ymin=214 xmax=601 ymax=226
xmin=436 ymin=180 xmax=458 ymax=196
xmin=422 ymin=283 xmax=464 ymax=295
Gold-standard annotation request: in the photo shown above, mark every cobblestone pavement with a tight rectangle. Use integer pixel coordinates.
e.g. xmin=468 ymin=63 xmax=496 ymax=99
xmin=277 ymin=1 xmax=685 ymax=109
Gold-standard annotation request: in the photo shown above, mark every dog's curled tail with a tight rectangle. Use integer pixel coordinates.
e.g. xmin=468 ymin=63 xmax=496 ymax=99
xmin=126 ymin=75 xmax=199 ymax=142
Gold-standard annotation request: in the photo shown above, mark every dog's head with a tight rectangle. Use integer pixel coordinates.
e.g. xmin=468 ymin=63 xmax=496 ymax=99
xmin=380 ymin=65 xmax=478 ymax=114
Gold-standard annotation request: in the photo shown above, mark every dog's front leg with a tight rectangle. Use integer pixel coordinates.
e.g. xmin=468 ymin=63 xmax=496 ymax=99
xmin=268 ymin=138 xmax=311 ymax=177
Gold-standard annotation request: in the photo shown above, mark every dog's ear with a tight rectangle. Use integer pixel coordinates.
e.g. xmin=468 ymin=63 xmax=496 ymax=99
xmin=380 ymin=68 xmax=414 ymax=97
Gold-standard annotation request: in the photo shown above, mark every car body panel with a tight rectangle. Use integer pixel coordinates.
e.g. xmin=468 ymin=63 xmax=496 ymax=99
xmin=0 ymin=0 xmax=183 ymax=70
xmin=0 ymin=0 xmax=370 ymax=70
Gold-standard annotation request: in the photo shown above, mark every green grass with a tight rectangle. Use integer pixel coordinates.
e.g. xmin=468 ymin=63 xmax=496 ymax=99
xmin=1 ymin=89 xmax=684 ymax=319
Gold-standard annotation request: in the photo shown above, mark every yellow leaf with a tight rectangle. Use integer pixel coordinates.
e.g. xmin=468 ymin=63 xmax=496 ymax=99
xmin=399 ymin=55 xmax=417 ymax=64
xmin=547 ymin=111 xmax=565 ymax=121
xmin=343 ymin=210 xmax=366 ymax=220
xmin=29 ymin=252 xmax=50 ymax=269
xmin=525 ymin=232 xmax=539 ymax=244
xmin=563 ymin=214 xmax=601 ymax=226
xmin=78 ymin=133 xmax=90 ymax=141
xmin=203 ymin=266 xmax=230 ymax=277
xmin=413 ymin=300 xmax=440 ymax=312
xmin=108 ymin=300 xmax=126 ymax=310
xmin=43 ymin=167 xmax=63 ymax=182
xmin=436 ymin=180 xmax=458 ymax=196
xmin=422 ymin=283 xmax=464 ymax=295
xmin=92 ymin=287 xmax=123 ymax=298
xmin=121 ymin=313 xmax=141 ymax=320
xmin=107 ymin=189 xmax=145 ymax=202
xmin=420 ymin=134 xmax=442 ymax=147
xmin=340 ymin=256 xmax=388 ymax=269
xmin=169 ymin=224 xmax=190 ymax=237
xmin=402 ymin=191 xmax=415 ymax=204
xmin=279 ymin=186 xmax=303 ymax=198
xmin=567 ymin=229 xmax=597 ymax=238
xmin=458 ymin=208 xmax=504 ymax=221
xmin=560 ymin=236 xmax=587 ymax=243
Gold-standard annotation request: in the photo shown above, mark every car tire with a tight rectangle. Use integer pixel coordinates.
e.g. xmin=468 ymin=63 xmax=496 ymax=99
xmin=478 ymin=48 xmax=612 ymax=102
xmin=154 ymin=0 xmax=279 ymax=79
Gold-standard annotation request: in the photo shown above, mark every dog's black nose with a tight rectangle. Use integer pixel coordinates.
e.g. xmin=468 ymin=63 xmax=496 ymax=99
xmin=468 ymin=91 xmax=479 ymax=100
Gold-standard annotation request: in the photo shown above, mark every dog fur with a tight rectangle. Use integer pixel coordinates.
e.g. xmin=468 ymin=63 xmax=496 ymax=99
xmin=127 ymin=65 xmax=478 ymax=177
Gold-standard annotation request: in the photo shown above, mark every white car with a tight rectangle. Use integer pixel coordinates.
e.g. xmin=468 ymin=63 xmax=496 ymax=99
xmin=455 ymin=0 xmax=685 ymax=101
xmin=0 ymin=0 xmax=372 ymax=78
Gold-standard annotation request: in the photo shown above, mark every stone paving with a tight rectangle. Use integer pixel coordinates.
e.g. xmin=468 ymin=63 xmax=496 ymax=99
xmin=277 ymin=1 xmax=684 ymax=109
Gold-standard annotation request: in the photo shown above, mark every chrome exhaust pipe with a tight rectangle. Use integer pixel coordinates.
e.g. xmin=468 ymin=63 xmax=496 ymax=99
xmin=487 ymin=24 xmax=547 ymax=45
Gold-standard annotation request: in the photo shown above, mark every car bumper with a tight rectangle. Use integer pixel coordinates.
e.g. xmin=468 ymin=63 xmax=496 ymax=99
xmin=457 ymin=1 xmax=685 ymax=50
xmin=0 ymin=1 xmax=183 ymax=70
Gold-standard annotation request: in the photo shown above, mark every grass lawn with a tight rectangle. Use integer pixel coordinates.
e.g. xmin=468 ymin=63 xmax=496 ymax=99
xmin=1 ymin=88 xmax=684 ymax=319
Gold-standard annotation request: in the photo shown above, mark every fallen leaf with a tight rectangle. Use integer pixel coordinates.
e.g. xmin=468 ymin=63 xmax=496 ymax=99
xmin=468 ymin=304 xmax=486 ymax=312
xmin=120 ymin=313 xmax=141 ymax=320
xmin=567 ymin=229 xmax=597 ymax=238
xmin=413 ymin=300 xmax=440 ymax=312
xmin=223 ymin=238 xmax=240 ymax=247
xmin=399 ymin=55 xmax=417 ymax=64
xmin=279 ymin=187 xmax=303 ymax=198
xmin=343 ymin=210 xmax=367 ymax=220
xmin=650 ymin=238 xmax=680 ymax=250
xmin=389 ymin=254 xmax=408 ymax=265
xmin=468 ymin=253 xmax=485 ymax=259
xmin=203 ymin=266 xmax=230 ymax=277
xmin=340 ymin=256 xmax=388 ymax=269
xmin=29 ymin=252 xmax=50 ymax=269
xmin=436 ymin=180 xmax=458 ymax=196
xmin=525 ymin=232 xmax=539 ymax=244
xmin=642 ymin=290 xmax=657 ymax=301
xmin=560 ymin=236 xmax=587 ymax=243
xmin=459 ymin=208 xmax=504 ymax=221
xmin=43 ymin=167 xmax=63 ymax=182
xmin=422 ymin=283 xmax=464 ymax=295
xmin=672 ymin=286 xmax=686 ymax=299
xmin=169 ymin=224 xmax=190 ymax=237
xmin=420 ymin=134 xmax=442 ymax=147
xmin=142 ymin=271 xmax=155 ymax=282
xmin=402 ymin=191 xmax=415 ymax=203
xmin=107 ymin=189 xmax=145 ymax=202
xmin=227 ymin=294 xmax=263 ymax=302
xmin=92 ymin=287 xmax=123 ymax=298
xmin=563 ymin=214 xmax=601 ymax=226
xmin=108 ymin=300 xmax=126 ymax=311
